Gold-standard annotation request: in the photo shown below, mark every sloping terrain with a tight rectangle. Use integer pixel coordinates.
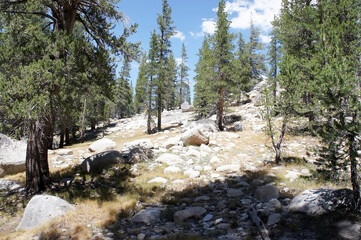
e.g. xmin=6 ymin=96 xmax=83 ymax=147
xmin=0 ymin=94 xmax=359 ymax=240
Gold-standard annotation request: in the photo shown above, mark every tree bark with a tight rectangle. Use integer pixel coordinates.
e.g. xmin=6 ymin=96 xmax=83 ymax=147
xmin=25 ymin=117 xmax=51 ymax=194
xmin=147 ymin=76 xmax=153 ymax=134
xmin=59 ymin=126 xmax=65 ymax=148
xmin=216 ymin=85 xmax=224 ymax=131
xmin=157 ymin=92 xmax=162 ymax=131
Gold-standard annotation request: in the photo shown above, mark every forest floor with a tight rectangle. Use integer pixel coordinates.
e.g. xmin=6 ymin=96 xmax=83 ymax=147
xmin=0 ymin=93 xmax=360 ymax=240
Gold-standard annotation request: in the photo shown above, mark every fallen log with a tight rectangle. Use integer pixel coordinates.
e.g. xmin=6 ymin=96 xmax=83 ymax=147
xmin=248 ymin=206 xmax=271 ymax=240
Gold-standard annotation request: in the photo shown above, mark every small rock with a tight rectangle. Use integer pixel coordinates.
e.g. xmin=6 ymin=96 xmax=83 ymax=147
xmin=137 ymin=233 xmax=146 ymax=240
xmin=227 ymin=188 xmax=244 ymax=198
xmin=203 ymin=214 xmax=213 ymax=222
xmin=156 ymin=153 xmax=183 ymax=165
xmin=164 ymin=166 xmax=181 ymax=174
xmin=210 ymin=156 xmax=222 ymax=164
xmin=131 ymin=208 xmax=161 ymax=225
xmin=57 ymin=149 xmax=73 ymax=156
xmin=184 ymin=169 xmax=200 ymax=178
xmin=255 ymin=184 xmax=279 ymax=202
xmin=147 ymin=177 xmax=167 ymax=184
xmin=217 ymin=223 xmax=231 ymax=230
xmin=174 ymin=207 xmax=206 ymax=224
xmin=264 ymin=198 xmax=282 ymax=213
xmin=216 ymin=164 xmax=241 ymax=173
xmin=267 ymin=213 xmax=281 ymax=226
xmin=336 ymin=221 xmax=361 ymax=240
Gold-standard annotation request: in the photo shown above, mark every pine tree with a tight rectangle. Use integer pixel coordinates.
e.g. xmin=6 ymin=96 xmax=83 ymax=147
xmin=313 ymin=0 xmax=361 ymax=209
xmin=163 ymin=51 xmax=178 ymax=110
xmin=156 ymin=0 xmax=175 ymax=130
xmin=0 ymin=0 xmax=139 ymax=194
xmin=213 ymin=0 xmax=234 ymax=130
xmin=135 ymin=53 xmax=148 ymax=114
xmin=178 ymin=43 xmax=190 ymax=107
xmin=263 ymin=54 xmax=303 ymax=164
xmin=231 ymin=32 xmax=252 ymax=104
xmin=146 ymin=30 xmax=160 ymax=134
xmin=116 ymin=59 xmax=133 ymax=118
xmin=194 ymin=35 xmax=218 ymax=117
xmin=267 ymin=17 xmax=281 ymax=103
xmin=248 ymin=18 xmax=266 ymax=84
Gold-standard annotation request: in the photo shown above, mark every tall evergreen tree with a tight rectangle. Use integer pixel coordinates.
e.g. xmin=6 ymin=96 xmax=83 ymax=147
xmin=163 ymin=51 xmax=178 ymax=110
xmin=248 ymin=18 xmax=266 ymax=84
xmin=156 ymin=0 xmax=175 ymax=130
xmin=0 ymin=0 xmax=138 ymax=194
xmin=134 ymin=53 xmax=148 ymax=114
xmin=313 ymin=0 xmax=361 ymax=209
xmin=213 ymin=0 xmax=234 ymax=130
xmin=267 ymin=17 xmax=281 ymax=103
xmin=146 ymin=30 xmax=160 ymax=134
xmin=178 ymin=43 xmax=190 ymax=107
xmin=194 ymin=35 xmax=217 ymax=117
xmin=116 ymin=59 xmax=133 ymax=118
xmin=231 ymin=32 xmax=252 ymax=104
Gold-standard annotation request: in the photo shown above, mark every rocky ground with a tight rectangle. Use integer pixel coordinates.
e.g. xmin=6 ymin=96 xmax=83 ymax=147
xmin=1 ymin=88 xmax=360 ymax=240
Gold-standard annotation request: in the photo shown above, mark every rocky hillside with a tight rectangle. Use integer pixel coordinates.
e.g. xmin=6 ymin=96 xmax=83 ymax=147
xmin=0 ymin=88 xmax=360 ymax=240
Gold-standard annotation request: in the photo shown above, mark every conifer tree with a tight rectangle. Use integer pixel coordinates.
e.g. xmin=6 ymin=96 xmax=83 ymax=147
xmin=231 ymin=32 xmax=252 ymax=104
xmin=135 ymin=53 xmax=148 ymax=114
xmin=146 ymin=30 xmax=160 ymax=134
xmin=194 ymin=35 xmax=217 ymax=117
xmin=267 ymin=18 xmax=281 ymax=103
xmin=156 ymin=0 xmax=175 ymax=130
xmin=178 ymin=43 xmax=190 ymax=107
xmin=0 ymin=0 xmax=139 ymax=194
xmin=116 ymin=59 xmax=133 ymax=118
xmin=313 ymin=0 xmax=361 ymax=209
xmin=163 ymin=51 xmax=178 ymax=110
xmin=213 ymin=0 xmax=234 ymax=130
xmin=248 ymin=18 xmax=266 ymax=84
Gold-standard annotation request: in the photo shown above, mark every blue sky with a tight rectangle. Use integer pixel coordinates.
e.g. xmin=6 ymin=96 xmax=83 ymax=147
xmin=115 ymin=0 xmax=282 ymax=101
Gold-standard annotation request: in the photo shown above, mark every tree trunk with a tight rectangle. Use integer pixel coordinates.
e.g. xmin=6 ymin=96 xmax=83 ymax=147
xmin=25 ymin=117 xmax=51 ymax=194
xmin=147 ymin=77 xmax=153 ymax=134
xmin=59 ymin=126 xmax=65 ymax=148
xmin=65 ymin=127 xmax=70 ymax=145
xmin=349 ymin=133 xmax=360 ymax=209
xmin=216 ymin=86 xmax=224 ymax=131
xmin=157 ymin=92 xmax=162 ymax=131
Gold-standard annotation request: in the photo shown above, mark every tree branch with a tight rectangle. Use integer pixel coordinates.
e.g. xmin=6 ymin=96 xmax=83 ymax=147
xmin=1 ymin=10 xmax=57 ymax=23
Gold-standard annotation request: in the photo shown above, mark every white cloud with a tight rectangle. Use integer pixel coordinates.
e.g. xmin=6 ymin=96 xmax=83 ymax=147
xmin=201 ymin=18 xmax=217 ymax=34
xmin=172 ymin=30 xmax=185 ymax=41
xmin=190 ymin=31 xmax=204 ymax=38
xmin=225 ymin=0 xmax=282 ymax=31
xmin=176 ymin=58 xmax=182 ymax=66
xmin=260 ymin=35 xmax=272 ymax=43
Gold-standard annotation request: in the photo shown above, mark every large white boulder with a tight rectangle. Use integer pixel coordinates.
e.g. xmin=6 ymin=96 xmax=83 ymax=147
xmin=155 ymin=153 xmax=183 ymax=166
xmin=289 ymin=188 xmax=352 ymax=216
xmin=182 ymin=119 xmax=219 ymax=133
xmin=0 ymin=134 xmax=26 ymax=177
xmin=181 ymin=102 xmax=195 ymax=112
xmin=16 ymin=195 xmax=74 ymax=230
xmin=122 ymin=139 xmax=153 ymax=152
xmin=88 ymin=138 xmax=117 ymax=153
xmin=181 ymin=129 xmax=209 ymax=146
xmin=81 ymin=150 xmax=124 ymax=173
